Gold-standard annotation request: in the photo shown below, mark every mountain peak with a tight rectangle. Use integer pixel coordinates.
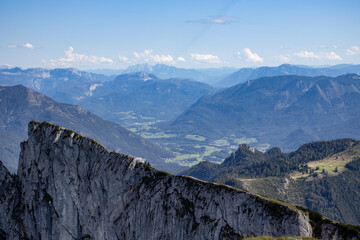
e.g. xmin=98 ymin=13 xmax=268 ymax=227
xmin=116 ymin=71 xmax=158 ymax=81
xmin=135 ymin=71 xmax=156 ymax=81
xmin=238 ymin=143 xmax=257 ymax=153
xmin=221 ymin=144 xmax=266 ymax=167
xmin=28 ymin=120 xmax=109 ymax=150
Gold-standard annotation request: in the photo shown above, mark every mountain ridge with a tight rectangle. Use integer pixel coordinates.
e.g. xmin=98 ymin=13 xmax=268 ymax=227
xmin=123 ymin=63 xmax=236 ymax=85
xmin=170 ymin=74 xmax=360 ymax=152
xmin=79 ymin=71 xmax=215 ymax=124
xmin=0 ymin=121 xmax=358 ymax=239
xmin=0 ymin=85 xmax=175 ymax=172
xmin=217 ymin=64 xmax=360 ymax=88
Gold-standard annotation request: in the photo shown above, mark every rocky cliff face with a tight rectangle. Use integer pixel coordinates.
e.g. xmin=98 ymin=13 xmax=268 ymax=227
xmin=0 ymin=161 xmax=19 ymax=239
xmin=0 ymin=121 xmax=359 ymax=239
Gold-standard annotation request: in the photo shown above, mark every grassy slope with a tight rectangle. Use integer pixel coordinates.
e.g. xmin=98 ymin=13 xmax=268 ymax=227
xmin=227 ymin=145 xmax=360 ymax=225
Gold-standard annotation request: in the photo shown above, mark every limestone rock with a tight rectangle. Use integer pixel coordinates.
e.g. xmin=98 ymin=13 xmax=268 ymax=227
xmin=1 ymin=121 xmax=359 ymax=239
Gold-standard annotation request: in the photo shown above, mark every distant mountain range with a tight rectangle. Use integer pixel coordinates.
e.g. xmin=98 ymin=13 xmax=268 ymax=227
xmin=0 ymin=67 xmax=113 ymax=104
xmin=0 ymin=85 xmax=176 ymax=172
xmin=169 ymin=74 xmax=360 ymax=152
xmin=0 ymin=68 xmax=216 ymax=126
xmin=122 ymin=64 xmax=237 ymax=85
xmin=217 ymin=64 xmax=360 ymax=88
xmin=2 ymin=65 xmax=360 ymax=161
xmin=182 ymin=139 xmax=360 ymax=225
xmin=74 ymin=72 xmax=215 ymax=125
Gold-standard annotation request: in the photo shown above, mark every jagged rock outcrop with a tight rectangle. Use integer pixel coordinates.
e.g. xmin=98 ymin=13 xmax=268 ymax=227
xmin=1 ymin=121 xmax=359 ymax=239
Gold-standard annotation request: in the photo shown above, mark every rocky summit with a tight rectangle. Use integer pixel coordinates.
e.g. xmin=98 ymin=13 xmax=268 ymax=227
xmin=0 ymin=121 xmax=359 ymax=239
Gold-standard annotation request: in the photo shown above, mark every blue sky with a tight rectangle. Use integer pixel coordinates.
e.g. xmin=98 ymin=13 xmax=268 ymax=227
xmin=0 ymin=0 xmax=359 ymax=69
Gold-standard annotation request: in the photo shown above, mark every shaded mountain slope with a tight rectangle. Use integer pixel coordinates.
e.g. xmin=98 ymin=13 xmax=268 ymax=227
xmin=79 ymin=72 xmax=215 ymax=124
xmin=0 ymin=85 xmax=174 ymax=172
xmin=170 ymin=74 xmax=360 ymax=152
xmin=217 ymin=64 xmax=360 ymax=88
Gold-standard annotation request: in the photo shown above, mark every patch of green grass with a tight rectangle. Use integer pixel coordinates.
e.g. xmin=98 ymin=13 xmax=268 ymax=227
xmin=233 ymin=137 xmax=258 ymax=145
xmin=116 ymin=111 xmax=134 ymax=115
xmin=165 ymin=145 xmax=223 ymax=166
xmin=203 ymin=146 xmax=221 ymax=156
xmin=140 ymin=132 xmax=177 ymax=139
xmin=291 ymin=145 xmax=360 ymax=180
xmin=166 ymin=153 xmax=202 ymax=166
xmin=212 ymin=139 xmax=230 ymax=146
xmin=185 ymin=134 xmax=206 ymax=141
xmin=140 ymin=115 xmax=154 ymax=120
xmin=173 ymin=153 xmax=201 ymax=161
xmin=138 ymin=125 xmax=152 ymax=131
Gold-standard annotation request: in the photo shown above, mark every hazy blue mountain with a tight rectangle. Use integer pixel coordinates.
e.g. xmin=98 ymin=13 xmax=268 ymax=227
xmin=217 ymin=64 xmax=360 ymax=88
xmin=327 ymin=64 xmax=360 ymax=71
xmin=0 ymin=67 xmax=215 ymax=127
xmin=87 ymin=68 xmax=124 ymax=76
xmin=123 ymin=64 xmax=209 ymax=82
xmin=78 ymin=72 xmax=215 ymax=125
xmin=0 ymin=67 xmax=114 ymax=103
xmin=123 ymin=64 xmax=237 ymax=85
xmin=170 ymin=74 xmax=360 ymax=152
xmin=0 ymin=85 xmax=176 ymax=173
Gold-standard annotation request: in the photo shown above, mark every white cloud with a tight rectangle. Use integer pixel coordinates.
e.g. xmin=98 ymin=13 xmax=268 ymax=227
xmin=46 ymin=46 xmax=113 ymax=67
xmin=152 ymin=54 xmax=173 ymax=63
xmin=118 ymin=56 xmax=129 ymax=62
xmin=133 ymin=49 xmax=153 ymax=59
xmin=190 ymin=53 xmax=220 ymax=63
xmin=238 ymin=48 xmax=263 ymax=63
xmin=294 ymin=50 xmax=342 ymax=61
xmin=276 ymin=55 xmax=292 ymax=62
xmin=7 ymin=43 xmax=36 ymax=49
xmin=23 ymin=43 xmax=35 ymax=49
xmin=323 ymin=52 xmax=342 ymax=61
xmin=177 ymin=57 xmax=186 ymax=62
xmin=294 ymin=51 xmax=320 ymax=59
xmin=346 ymin=46 xmax=360 ymax=56
xmin=133 ymin=49 xmax=174 ymax=63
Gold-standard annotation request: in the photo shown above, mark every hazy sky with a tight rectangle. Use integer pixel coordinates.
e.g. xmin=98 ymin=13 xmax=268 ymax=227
xmin=0 ymin=0 xmax=359 ymax=69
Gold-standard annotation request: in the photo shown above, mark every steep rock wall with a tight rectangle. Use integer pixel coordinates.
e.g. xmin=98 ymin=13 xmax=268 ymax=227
xmin=16 ymin=121 xmax=312 ymax=239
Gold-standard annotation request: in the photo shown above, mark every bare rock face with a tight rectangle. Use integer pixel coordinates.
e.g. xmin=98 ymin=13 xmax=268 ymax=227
xmin=1 ymin=121 xmax=358 ymax=239
xmin=0 ymin=161 xmax=19 ymax=239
